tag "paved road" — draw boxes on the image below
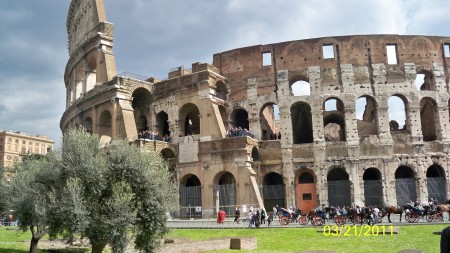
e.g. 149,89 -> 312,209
167,213 -> 450,229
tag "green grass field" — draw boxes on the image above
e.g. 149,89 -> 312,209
0,224 -> 447,252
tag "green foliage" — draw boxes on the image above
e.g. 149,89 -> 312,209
0,166 -> 6,216
48,129 -> 178,253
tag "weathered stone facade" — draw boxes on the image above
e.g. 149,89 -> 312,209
61,0 -> 450,217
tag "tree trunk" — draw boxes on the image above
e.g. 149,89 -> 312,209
29,237 -> 39,253
91,242 -> 107,253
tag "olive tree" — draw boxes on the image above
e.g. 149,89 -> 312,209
6,154 -> 60,253
48,129 -> 178,253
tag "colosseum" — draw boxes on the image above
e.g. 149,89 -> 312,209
61,0 -> 450,217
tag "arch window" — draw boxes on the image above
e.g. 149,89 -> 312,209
260,103 -> 280,140
291,102 -> 313,144
420,97 -> 438,141
426,165 -> 446,203
323,98 -> 346,142
291,80 -> 311,96
394,166 -> 417,206
362,168 -> 383,207
180,103 -> 200,135
262,172 -> 285,210
388,95 -> 408,132
179,174 -> 202,218
230,108 -> 249,130
132,88 -> 152,134
214,172 -> 236,215
327,168 -> 351,207
356,96 -> 378,136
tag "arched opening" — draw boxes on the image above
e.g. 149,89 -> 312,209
214,172 -> 236,215
179,174 -> 202,218
215,81 -> 228,101
75,67 -> 84,101
388,95 -> 407,132
132,88 -> 152,134
262,172 -> 285,210
426,165 -> 446,203
291,80 -> 311,96
420,98 -> 438,141
415,70 -> 435,91
84,117 -> 93,134
291,102 -> 313,144
395,166 -> 417,206
323,98 -> 346,142
251,146 -> 260,161
230,108 -> 249,130
363,168 -> 383,207
260,103 -> 280,140
156,111 -> 170,139
98,110 -> 112,144
86,56 -> 97,92
179,103 -> 200,136
327,168 -> 351,207
295,171 -> 317,213
356,96 -> 378,136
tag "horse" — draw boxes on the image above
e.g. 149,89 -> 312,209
385,206 -> 404,223
437,204 -> 450,221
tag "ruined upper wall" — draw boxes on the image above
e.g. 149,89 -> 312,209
212,35 -> 450,97
67,0 -> 108,54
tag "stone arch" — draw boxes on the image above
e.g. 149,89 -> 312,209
291,102 -> 313,144
388,95 -> 408,132
323,98 -> 346,142
289,75 -> 311,96
362,168 -> 383,207
415,69 -> 435,91
213,172 -> 237,215
260,102 -> 280,140
86,55 -> 97,92
230,108 -> 249,130
327,168 -> 351,207
179,103 -> 200,135
98,110 -> 112,144
83,117 -> 93,134
179,174 -> 202,218
295,170 -> 317,213
420,97 -> 438,141
215,81 -> 228,101
74,66 -> 84,100
156,111 -> 170,138
426,164 -> 446,203
395,166 -> 417,206
356,95 -> 378,136
251,146 -> 260,161
132,88 -> 153,134
262,172 -> 285,210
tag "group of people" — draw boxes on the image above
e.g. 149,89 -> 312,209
137,129 -> 171,143
225,127 -> 255,138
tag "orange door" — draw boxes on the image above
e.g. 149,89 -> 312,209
296,183 -> 317,213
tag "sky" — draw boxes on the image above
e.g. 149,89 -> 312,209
1,0 -> 450,146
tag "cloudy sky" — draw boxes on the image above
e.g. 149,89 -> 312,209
1,0 -> 449,146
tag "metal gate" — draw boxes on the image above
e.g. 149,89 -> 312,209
261,184 -> 285,210
427,177 -> 446,204
328,180 -> 351,207
179,186 -> 202,218
395,178 -> 417,206
213,184 -> 236,215
364,180 -> 383,207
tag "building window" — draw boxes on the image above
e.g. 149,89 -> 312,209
21,147 -> 26,154
8,138 -> 11,143
22,140 -> 26,145
444,44 -> 450,57
386,44 -> 398,65
0,145 -> 2,151
15,139 -> 18,144
36,143 -> 39,147
29,141 -> 32,145
323,44 -> 335,59
262,52 -> 272,66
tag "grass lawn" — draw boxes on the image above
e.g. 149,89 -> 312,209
1,224 -> 447,252
168,224 -> 448,253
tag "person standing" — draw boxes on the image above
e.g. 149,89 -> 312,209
247,210 -> 254,228
217,208 -> 226,224
373,206 -> 380,224
260,208 -> 266,225
234,207 -> 241,223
